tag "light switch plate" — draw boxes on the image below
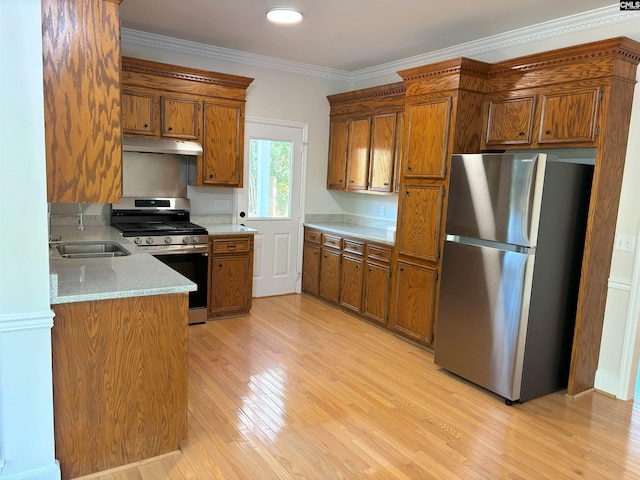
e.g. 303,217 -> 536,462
615,234 -> 635,252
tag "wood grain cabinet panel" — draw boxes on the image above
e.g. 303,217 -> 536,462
483,96 -> 536,145
208,235 -> 254,318
327,117 -> 350,190
390,261 -> 437,346
122,88 -> 156,136
202,101 -> 244,186
161,96 -> 200,139
363,261 -> 391,325
404,97 -> 452,179
52,294 -> 188,480
340,255 -> 364,313
397,184 -> 445,262
319,248 -> 341,303
369,113 -> 399,192
302,243 -> 321,295
42,0 -> 123,203
346,116 -> 372,190
538,88 -> 600,144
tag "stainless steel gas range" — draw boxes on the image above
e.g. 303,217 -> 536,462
111,197 -> 208,325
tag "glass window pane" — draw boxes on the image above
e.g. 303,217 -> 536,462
248,138 -> 292,219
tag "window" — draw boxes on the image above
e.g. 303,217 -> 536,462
248,138 -> 293,219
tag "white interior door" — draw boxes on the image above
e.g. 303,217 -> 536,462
236,119 -> 306,297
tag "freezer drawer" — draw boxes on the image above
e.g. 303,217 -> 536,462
434,239 -> 534,401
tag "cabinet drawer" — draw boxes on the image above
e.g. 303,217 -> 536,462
343,239 -> 364,256
322,234 -> 342,249
211,238 -> 250,253
367,244 -> 392,263
304,229 -> 322,245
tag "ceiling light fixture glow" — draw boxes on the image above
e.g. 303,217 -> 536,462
266,7 -> 303,24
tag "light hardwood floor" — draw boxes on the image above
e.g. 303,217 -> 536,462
89,294 -> 640,479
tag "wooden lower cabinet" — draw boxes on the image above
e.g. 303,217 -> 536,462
363,261 -> 391,325
340,254 -> 364,313
208,235 -> 254,318
302,243 -> 321,295
319,247 -> 341,303
390,260 -> 438,346
303,226 -> 393,327
51,293 -> 189,480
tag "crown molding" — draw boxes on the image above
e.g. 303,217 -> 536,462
121,28 -> 353,83
121,5 -> 637,85
351,5 -> 637,83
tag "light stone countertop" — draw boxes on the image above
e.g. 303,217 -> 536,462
49,226 -> 196,305
200,223 -> 258,235
304,222 -> 395,246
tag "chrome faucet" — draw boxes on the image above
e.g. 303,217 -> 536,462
78,203 -> 85,231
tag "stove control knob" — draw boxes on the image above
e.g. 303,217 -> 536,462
134,237 -> 142,245
193,236 -> 200,244
146,237 -> 154,245
164,236 -> 172,244
182,236 -> 190,244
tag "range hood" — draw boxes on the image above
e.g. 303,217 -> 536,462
122,137 -> 203,156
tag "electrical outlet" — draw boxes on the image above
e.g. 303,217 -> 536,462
213,199 -> 231,211
379,205 -> 385,216
615,234 -> 635,252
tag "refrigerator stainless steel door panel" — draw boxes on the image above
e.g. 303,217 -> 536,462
446,154 -> 546,247
434,238 -> 535,401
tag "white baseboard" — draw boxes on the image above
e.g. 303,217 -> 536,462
0,462 -> 60,480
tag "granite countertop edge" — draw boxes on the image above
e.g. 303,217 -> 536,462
303,222 -> 395,246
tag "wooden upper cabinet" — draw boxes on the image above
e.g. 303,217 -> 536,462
538,87 -> 600,144
369,113 -> 398,193
346,116 -> 372,190
327,117 -> 349,190
160,96 -> 200,139
483,95 -> 536,146
397,184 -> 445,262
122,88 -> 155,136
202,101 -> 243,187
42,0 -> 123,203
404,97 -> 452,179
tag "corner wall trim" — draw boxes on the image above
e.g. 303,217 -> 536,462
0,310 -> 54,333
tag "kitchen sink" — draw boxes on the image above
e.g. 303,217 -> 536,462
55,241 -> 131,259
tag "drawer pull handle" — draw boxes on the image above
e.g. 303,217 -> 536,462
227,245 -> 236,250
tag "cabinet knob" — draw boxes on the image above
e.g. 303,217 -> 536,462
518,131 -> 524,136
545,129 -> 551,135
209,174 -> 214,179
350,180 -> 354,183
383,182 -> 389,186
168,126 -> 173,132
339,179 -> 343,183
143,123 -> 149,129
407,166 -> 412,171
218,264 -> 222,268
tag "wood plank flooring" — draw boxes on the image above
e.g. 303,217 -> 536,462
89,294 -> 640,479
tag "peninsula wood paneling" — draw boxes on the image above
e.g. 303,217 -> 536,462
52,294 -> 188,480
42,0 -> 123,203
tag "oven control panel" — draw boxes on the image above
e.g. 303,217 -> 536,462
133,235 -> 208,247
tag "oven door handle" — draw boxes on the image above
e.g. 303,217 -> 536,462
145,247 -> 208,256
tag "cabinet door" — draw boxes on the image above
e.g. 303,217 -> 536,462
368,113 -> 397,192
327,117 -> 349,190
346,116 -> 371,191
390,261 -> 437,346
404,97 -> 452,179
483,96 -> 535,146
209,256 -> 251,315
538,88 -> 600,144
161,96 -> 200,139
122,89 -> 156,136
363,262 -> 390,325
42,0 -> 122,203
397,185 -> 445,262
202,102 -> 243,186
302,244 -> 321,295
339,255 -> 364,313
319,248 -> 341,303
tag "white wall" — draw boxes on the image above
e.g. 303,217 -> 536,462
0,1 -> 60,479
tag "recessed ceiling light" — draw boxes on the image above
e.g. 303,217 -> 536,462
266,7 -> 303,24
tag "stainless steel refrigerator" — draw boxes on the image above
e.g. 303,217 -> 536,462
434,153 -> 593,404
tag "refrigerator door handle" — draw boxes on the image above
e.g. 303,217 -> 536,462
445,234 -> 535,255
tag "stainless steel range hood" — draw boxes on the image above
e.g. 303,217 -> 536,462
122,137 -> 203,156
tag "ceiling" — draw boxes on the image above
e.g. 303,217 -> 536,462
119,1 -> 617,72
